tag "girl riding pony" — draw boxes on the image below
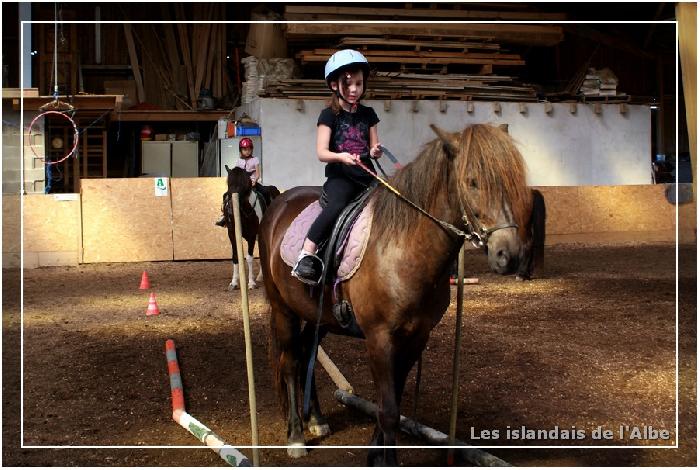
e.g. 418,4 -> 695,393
291,49 -> 383,285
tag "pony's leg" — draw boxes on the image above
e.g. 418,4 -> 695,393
245,254 -> 257,289
368,335 -> 429,465
270,305 -> 307,458
253,235 -> 263,283
365,332 -> 400,467
228,238 -> 239,290
299,323 -> 331,438
229,263 -> 239,290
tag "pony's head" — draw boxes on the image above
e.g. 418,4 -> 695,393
430,124 -> 532,274
225,165 -> 252,197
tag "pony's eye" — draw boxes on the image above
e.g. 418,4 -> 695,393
469,179 -> 478,189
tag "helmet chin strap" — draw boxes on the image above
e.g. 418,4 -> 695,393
336,90 -> 358,112
335,78 -> 363,112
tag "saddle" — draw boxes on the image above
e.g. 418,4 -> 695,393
281,183 -> 376,287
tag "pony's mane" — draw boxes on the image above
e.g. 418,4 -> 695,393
372,124 -> 532,240
227,166 -> 252,197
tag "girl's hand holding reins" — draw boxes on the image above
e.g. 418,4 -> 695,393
338,152 -> 359,166
370,143 -> 383,159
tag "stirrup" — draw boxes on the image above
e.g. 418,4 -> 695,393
291,253 -> 324,286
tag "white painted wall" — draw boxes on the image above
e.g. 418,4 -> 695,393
249,99 -> 651,190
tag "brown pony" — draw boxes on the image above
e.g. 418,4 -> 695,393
258,124 -> 532,465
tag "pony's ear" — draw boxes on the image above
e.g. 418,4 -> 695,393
429,124 -> 459,160
498,123 -> 509,133
225,165 -> 231,173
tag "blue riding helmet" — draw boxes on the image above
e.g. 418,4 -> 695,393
324,49 -> 370,88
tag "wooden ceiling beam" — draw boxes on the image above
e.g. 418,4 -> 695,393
284,5 -> 567,21
285,23 -> 564,47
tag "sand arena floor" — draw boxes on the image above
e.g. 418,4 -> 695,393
2,243 -> 695,466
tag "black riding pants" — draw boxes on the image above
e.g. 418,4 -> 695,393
307,176 -> 365,245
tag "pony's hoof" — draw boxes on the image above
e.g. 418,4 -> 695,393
308,423 -> 331,437
228,283 -> 239,291
248,282 -> 257,290
287,443 -> 307,458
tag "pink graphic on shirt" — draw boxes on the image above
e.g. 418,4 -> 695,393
339,125 -> 367,155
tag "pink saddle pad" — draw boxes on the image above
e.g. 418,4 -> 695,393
280,201 -> 373,282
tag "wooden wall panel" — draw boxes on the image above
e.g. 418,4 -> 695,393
81,178 -> 173,263
24,193 -> 81,253
3,194 -> 81,268
171,177 -> 231,260
537,185 -> 695,244
2,195 -> 21,268
4,181 -> 694,268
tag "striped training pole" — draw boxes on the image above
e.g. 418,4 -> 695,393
165,339 -> 251,467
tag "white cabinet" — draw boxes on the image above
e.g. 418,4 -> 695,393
171,142 -> 199,177
142,141 -> 199,177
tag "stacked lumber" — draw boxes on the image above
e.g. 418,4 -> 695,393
268,5 -> 564,103
296,47 -> 525,68
273,30 -> 538,101
259,72 -> 538,102
579,68 -> 621,97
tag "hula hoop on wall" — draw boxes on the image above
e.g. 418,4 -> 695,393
28,110 -> 79,166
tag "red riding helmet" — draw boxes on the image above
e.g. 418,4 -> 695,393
239,137 -> 253,149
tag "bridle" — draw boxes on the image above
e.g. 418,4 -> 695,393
446,153 -> 518,248
358,140 -> 518,249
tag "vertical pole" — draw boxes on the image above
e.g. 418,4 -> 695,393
231,193 -> 260,466
447,241 -> 466,465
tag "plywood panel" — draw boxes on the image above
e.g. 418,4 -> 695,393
171,177 -> 231,260
2,195 -> 20,254
22,194 -> 81,266
81,178 -> 173,263
536,185 -> 690,235
3,194 -> 80,267
23,194 -> 81,252
10,180 -> 693,268
534,186 -> 582,235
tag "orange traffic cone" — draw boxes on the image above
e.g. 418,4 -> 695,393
146,292 -> 160,316
139,271 -> 151,289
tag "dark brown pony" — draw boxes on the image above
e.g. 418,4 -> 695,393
223,166 -> 280,290
515,188 -> 546,280
258,124 -> 532,465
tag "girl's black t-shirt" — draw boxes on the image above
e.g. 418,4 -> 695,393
317,104 -> 380,184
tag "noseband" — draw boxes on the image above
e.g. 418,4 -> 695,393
451,176 -> 518,248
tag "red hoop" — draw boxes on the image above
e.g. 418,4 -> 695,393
27,110 -> 79,166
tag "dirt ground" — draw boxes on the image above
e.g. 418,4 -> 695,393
2,243 -> 696,467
